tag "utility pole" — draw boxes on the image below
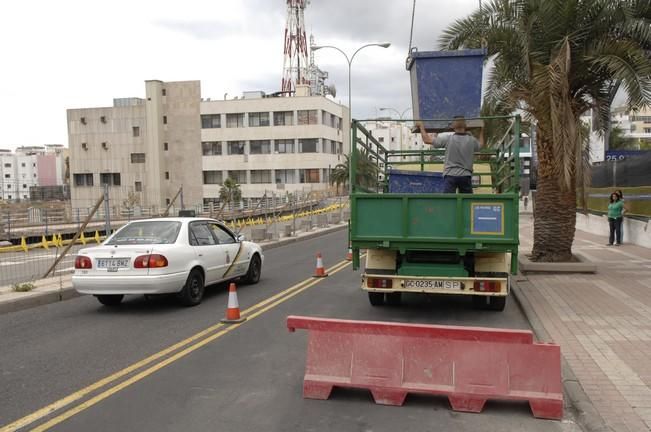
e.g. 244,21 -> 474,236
103,183 -> 111,238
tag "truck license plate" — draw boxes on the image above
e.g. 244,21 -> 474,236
97,258 -> 130,270
404,280 -> 461,290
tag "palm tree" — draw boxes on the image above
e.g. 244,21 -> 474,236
609,126 -> 638,149
440,0 -> 651,262
219,178 -> 242,211
329,148 -> 380,193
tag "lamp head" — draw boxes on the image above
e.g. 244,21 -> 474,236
378,43 -> 391,48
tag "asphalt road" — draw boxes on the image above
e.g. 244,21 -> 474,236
0,229 -> 578,432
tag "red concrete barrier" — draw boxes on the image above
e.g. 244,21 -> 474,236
287,316 -> 562,420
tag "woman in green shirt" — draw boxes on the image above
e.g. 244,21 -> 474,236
607,192 -> 624,246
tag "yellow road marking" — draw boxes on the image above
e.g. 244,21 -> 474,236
1,258 -> 353,432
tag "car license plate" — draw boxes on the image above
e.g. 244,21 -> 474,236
404,279 -> 461,290
97,258 -> 130,270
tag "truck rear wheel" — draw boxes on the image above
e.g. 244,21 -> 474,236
472,295 -> 507,311
368,292 -> 385,306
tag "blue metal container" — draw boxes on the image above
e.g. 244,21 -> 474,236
407,49 -> 486,130
388,170 -> 444,193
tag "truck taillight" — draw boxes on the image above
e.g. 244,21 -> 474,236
368,278 -> 393,289
473,280 -> 500,292
134,254 -> 168,268
74,256 -> 92,269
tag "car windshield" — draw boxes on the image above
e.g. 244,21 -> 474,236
106,221 -> 182,245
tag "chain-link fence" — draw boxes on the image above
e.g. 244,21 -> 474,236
0,191 -> 350,288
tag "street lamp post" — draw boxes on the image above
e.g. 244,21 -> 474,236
379,107 -> 412,152
311,42 -> 391,135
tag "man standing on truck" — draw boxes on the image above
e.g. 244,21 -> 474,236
417,116 -> 484,193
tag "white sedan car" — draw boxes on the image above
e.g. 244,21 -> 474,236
72,217 -> 263,307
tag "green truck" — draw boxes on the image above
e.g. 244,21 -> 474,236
349,115 -> 522,311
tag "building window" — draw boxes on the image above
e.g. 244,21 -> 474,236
80,117 -> 86,125
21,163 -> 26,168
4,174 -> 10,178
249,140 -> 271,154
4,163 -> 11,168
132,126 -> 140,137
100,173 -> 121,186
275,139 -> 295,153
135,181 -> 142,192
274,111 -> 294,126
165,172 -> 170,180
100,116 -> 107,124
298,110 -> 318,125
201,114 -> 221,129
130,153 -> 146,163
203,170 -> 223,185
22,184 -> 27,189
202,141 -> 222,156
299,138 -> 318,153
227,170 -> 247,184
73,173 -> 94,187
164,142 -> 169,151
378,137 -> 385,143
275,169 -> 296,184
166,198 -> 170,205
162,88 -> 166,96
337,142 -> 343,154
250,170 -> 272,184
645,128 -> 651,134
81,142 -> 88,150
322,111 -> 331,126
300,169 -> 320,183
249,112 -> 270,127
163,116 -> 167,124
227,141 -> 246,155
226,113 -> 245,128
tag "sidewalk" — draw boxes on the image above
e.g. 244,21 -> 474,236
517,215 -> 651,432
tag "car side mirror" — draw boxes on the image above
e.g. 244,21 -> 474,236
237,234 -> 245,242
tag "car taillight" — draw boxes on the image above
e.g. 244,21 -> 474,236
75,256 -> 92,269
134,254 -> 168,268
367,278 -> 393,289
473,280 -> 500,292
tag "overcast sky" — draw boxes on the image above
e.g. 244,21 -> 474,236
0,0 -> 480,150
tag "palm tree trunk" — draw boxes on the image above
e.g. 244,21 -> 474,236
530,136 -> 576,262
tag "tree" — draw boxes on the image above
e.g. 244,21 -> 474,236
219,178 -> 242,211
609,126 -> 639,149
441,0 -> 651,261
329,148 -> 380,193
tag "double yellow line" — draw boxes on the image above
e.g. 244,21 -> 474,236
1,258 -> 354,432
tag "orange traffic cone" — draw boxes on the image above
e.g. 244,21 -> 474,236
345,243 -> 353,261
314,252 -> 328,278
221,283 -> 246,323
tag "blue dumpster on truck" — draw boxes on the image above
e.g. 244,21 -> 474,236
407,48 -> 486,130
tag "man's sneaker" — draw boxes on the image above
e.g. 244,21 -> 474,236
607,243 -> 614,246
615,243 -> 622,246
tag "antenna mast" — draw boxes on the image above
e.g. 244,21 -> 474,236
281,0 -> 310,94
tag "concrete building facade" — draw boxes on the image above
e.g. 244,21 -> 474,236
0,145 -> 67,201
68,80 -> 349,211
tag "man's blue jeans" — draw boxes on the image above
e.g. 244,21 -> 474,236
443,176 -> 473,193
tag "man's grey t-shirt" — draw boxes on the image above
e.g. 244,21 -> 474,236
434,133 -> 480,177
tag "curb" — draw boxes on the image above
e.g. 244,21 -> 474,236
0,224 -> 348,316
511,280 -> 612,432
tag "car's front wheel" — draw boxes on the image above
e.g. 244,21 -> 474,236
96,294 -> 124,306
179,269 -> 205,307
242,254 -> 262,285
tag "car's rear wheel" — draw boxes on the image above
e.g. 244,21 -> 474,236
179,269 -> 205,307
242,254 -> 262,285
96,294 -> 124,306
